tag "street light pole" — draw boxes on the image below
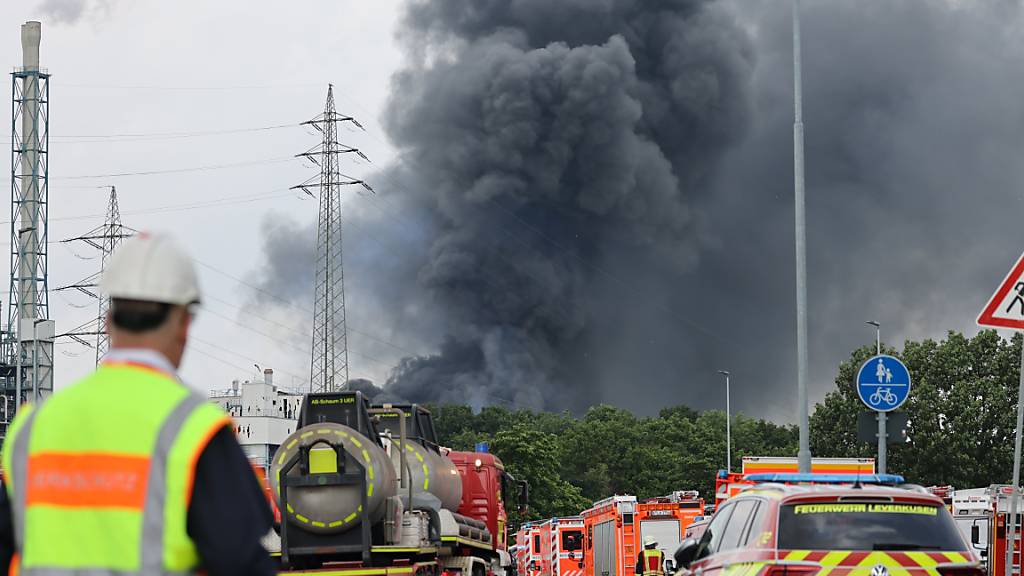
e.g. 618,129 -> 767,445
792,0 -> 812,473
719,370 -> 731,473
867,321 -> 885,474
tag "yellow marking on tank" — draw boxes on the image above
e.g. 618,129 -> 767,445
368,483 -> 375,497
368,465 -> 375,480
329,520 -> 344,528
362,449 -> 371,463
334,430 -> 345,436
312,521 -> 325,528
350,437 -> 363,448
296,514 -> 310,523
422,465 -> 429,490
358,505 -> 363,512
414,452 -> 424,463
301,431 -> 314,439
286,504 -> 294,513
345,512 -> 358,523
287,439 -> 298,449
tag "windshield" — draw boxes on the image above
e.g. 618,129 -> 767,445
778,502 -> 967,551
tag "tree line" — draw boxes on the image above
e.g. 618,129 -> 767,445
428,330 -> 1024,522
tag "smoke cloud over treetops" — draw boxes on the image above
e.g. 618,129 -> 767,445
375,0 -> 753,411
255,0 -> 1024,419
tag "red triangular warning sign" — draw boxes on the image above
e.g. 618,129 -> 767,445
978,251 -> 1024,330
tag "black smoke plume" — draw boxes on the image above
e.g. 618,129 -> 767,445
379,0 -> 755,411
256,0 -> 1024,419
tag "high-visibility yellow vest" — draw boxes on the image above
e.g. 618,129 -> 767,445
641,549 -> 665,576
2,359 -> 231,574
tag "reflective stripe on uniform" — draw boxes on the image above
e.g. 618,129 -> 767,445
11,389 -> 215,573
642,550 -> 665,576
11,407 -> 39,552
140,392 -> 208,573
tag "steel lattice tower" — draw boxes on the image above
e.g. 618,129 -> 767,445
55,187 -> 131,365
55,186 -> 130,360
95,187 -> 126,362
7,21 -> 53,411
292,84 -> 372,393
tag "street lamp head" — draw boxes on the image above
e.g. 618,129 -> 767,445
866,320 -> 880,327
718,370 -> 730,377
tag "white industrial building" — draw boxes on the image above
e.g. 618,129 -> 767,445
209,368 -> 303,468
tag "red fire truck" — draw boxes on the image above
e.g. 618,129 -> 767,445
953,485 -> 1022,576
581,492 -> 705,576
538,517 -> 584,576
516,522 -> 543,576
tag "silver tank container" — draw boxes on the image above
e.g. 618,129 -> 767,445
389,441 -> 463,511
271,422 -> 397,534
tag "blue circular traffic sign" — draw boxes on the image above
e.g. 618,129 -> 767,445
856,355 -> 911,412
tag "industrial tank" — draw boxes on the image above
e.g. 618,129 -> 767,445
390,440 -> 463,511
271,422 -> 396,534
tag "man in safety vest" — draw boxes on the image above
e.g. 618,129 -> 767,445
636,536 -> 665,576
0,233 -> 275,575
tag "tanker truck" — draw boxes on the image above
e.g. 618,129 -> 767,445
270,391 -> 528,576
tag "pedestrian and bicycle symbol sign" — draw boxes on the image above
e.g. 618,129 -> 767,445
978,250 -> 1024,331
857,355 -> 911,412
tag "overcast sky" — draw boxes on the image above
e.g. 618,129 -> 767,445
3,0 -> 1024,424
0,0 -> 409,396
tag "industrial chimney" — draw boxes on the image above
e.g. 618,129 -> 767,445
264,368 -> 274,388
11,20 -> 54,409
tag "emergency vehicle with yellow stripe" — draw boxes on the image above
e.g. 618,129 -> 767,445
716,458 -> 877,507
675,475 -> 981,576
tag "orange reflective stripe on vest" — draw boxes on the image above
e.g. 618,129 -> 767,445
26,453 -> 150,509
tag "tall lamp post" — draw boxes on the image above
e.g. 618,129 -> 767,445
866,320 -> 885,474
718,370 -> 731,474
792,0 -> 812,474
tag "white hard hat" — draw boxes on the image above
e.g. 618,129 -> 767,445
644,536 -> 657,547
101,232 -> 200,306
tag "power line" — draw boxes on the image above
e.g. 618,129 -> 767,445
0,189 -> 299,238
52,156 -> 295,180
5,122 -> 299,144
62,82 -> 324,91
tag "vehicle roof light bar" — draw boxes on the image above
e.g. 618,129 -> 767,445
743,473 -> 906,485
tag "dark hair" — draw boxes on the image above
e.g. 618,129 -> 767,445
110,299 -> 173,333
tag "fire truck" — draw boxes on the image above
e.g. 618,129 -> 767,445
927,485 -> 955,511
715,457 -> 876,505
515,522 -> 542,576
581,492 -> 705,576
538,518 -> 585,576
952,485 -> 1022,576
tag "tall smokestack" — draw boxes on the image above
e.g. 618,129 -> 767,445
19,21 -> 41,321
11,20 -> 53,408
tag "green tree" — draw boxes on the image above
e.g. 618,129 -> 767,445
810,330 -> 1021,488
490,424 -> 590,523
